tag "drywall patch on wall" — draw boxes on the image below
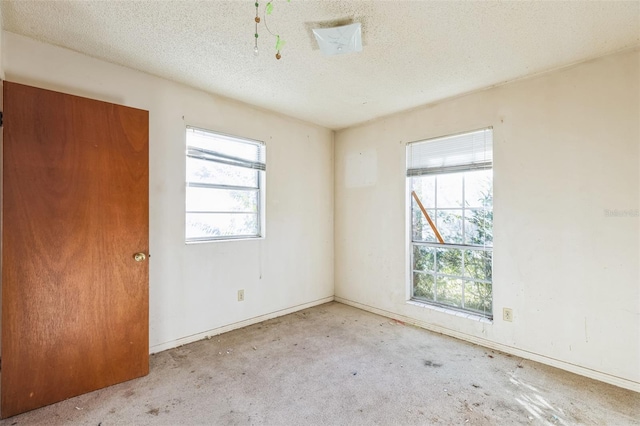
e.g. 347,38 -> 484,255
345,149 -> 377,188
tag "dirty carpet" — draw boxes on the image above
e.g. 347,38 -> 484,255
1,302 -> 638,425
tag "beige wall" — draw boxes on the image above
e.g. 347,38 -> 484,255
2,32 -> 335,352
335,48 -> 640,391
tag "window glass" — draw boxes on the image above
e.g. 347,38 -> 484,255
408,128 -> 493,318
186,127 -> 265,242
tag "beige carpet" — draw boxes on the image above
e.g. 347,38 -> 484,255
1,302 -> 638,425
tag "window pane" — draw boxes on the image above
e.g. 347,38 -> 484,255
412,207 -> 437,242
186,213 -> 258,239
464,281 -> 492,315
413,272 -> 434,299
464,209 -> 493,247
436,173 -> 463,208
187,157 -> 258,187
435,276 -> 463,307
464,250 -> 492,281
407,132 -> 492,318
436,248 -> 462,276
413,245 -> 435,272
464,170 -> 492,208
436,209 -> 463,244
411,176 -> 435,208
186,187 -> 257,213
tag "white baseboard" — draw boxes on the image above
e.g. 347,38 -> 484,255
150,296 -> 334,354
334,297 -> 640,393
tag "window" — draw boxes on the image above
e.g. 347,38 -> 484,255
185,127 -> 265,242
407,128 -> 493,318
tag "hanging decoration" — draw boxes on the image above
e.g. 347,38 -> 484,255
253,0 -> 290,60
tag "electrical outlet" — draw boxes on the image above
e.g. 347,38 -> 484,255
503,308 -> 513,322
237,289 -> 244,302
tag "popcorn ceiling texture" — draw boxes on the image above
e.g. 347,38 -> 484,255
1,0 -> 638,129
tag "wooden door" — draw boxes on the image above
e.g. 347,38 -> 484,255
1,82 -> 149,418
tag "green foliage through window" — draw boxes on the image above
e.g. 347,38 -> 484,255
411,169 -> 493,317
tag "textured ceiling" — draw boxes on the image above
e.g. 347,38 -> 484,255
2,1 -> 639,130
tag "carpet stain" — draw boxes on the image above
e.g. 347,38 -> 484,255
424,360 -> 442,367
147,408 -> 160,416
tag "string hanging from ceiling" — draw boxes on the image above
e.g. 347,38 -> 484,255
254,0 -> 289,60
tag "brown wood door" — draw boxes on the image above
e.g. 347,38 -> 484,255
1,82 -> 149,418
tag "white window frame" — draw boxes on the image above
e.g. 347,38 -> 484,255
406,128 -> 493,319
185,126 -> 266,243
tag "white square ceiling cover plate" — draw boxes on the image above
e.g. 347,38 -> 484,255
312,23 -> 363,56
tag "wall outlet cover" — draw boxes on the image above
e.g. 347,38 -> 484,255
503,308 -> 513,322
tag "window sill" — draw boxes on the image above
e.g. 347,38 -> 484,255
185,235 -> 264,244
407,299 -> 493,324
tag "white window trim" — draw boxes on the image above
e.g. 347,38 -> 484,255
185,126 -> 266,243
405,127 -> 494,319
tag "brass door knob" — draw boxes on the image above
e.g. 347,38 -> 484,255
133,252 -> 146,262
